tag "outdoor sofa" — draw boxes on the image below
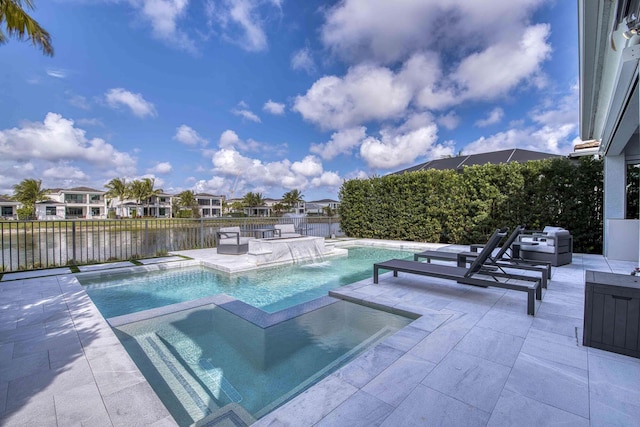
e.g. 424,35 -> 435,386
517,226 -> 573,266
274,223 -> 302,238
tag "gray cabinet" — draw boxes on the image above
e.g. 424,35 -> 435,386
583,270 -> 640,358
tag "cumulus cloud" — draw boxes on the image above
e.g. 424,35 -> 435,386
311,171 -> 342,188
68,94 -> 90,110
0,113 -> 137,183
293,64 -> 412,130
321,0 -> 546,65
133,0 -> 196,53
437,111 -> 460,130
42,164 -> 89,181
359,113 -> 453,169
291,155 -> 323,177
174,125 -> 208,146
291,47 -> 316,74
105,88 -> 157,118
295,22 -> 551,130
310,126 -> 367,160
148,162 -> 173,174
207,0 -> 280,52
263,100 -> 285,115
475,107 -> 504,127
218,129 -> 265,152
452,24 -> 551,101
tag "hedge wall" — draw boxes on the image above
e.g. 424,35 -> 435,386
338,157 -> 603,254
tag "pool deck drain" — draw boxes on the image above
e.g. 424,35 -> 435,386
1,240 -> 640,426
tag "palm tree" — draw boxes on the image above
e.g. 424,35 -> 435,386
104,177 -> 129,218
242,192 -> 265,216
127,180 -> 147,217
1,1 -> 54,56
177,190 -> 199,218
282,189 -> 304,213
12,178 -> 47,218
272,202 -> 285,216
141,177 -> 161,217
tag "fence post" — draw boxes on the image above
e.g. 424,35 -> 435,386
328,216 -> 332,238
200,217 -> 204,248
145,220 -> 149,256
72,221 -> 77,265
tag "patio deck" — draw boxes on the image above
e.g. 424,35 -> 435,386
1,244 -> 639,426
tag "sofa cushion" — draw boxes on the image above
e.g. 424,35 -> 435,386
519,243 -> 556,254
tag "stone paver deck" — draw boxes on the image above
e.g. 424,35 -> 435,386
1,242 -> 639,426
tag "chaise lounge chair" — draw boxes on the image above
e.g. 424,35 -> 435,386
374,228 -> 543,315
413,225 -> 551,284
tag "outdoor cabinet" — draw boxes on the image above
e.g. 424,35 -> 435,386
583,270 -> 640,358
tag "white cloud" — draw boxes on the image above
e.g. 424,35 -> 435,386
148,162 -> 173,174
68,94 -> 90,110
263,100 -> 285,115
291,155 -> 323,177
437,111 -> 460,130
464,89 -> 578,155
232,104 -> 261,123
42,164 -> 89,181
452,24 -> 551,101
194,176 -> 226,194
134,0 -> 196,53
475,107 -> 504,127
219,129 -> 241,148
291,47 -> 316,74
296,21 -> 551,130
0,113 -> 137,179
359,113 -> 453,169
311,171 -> 342,188
310,126 -> 366,160
105,88 -> 157,118
218,129 -> 264,152
293,64 -> 412,130
209,0 -> 280,52
46,69 -> 67,78
174,125 -> 208,146
321,0 -> 546,65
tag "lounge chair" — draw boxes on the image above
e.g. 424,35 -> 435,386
216,226 -> 251,254
413,226 -> 551,285
374,228 -> 543,315
274,223 -> 302,238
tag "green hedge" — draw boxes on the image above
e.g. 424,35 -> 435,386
338,157 -> 603,253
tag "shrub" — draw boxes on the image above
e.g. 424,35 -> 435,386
338,157 -> 603,253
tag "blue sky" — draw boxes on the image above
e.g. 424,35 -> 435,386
0,0 -> 579,201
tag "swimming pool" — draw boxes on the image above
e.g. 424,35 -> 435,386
114,298 -> 412,426
81,246 -> 414,318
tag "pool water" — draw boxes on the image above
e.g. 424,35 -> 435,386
114,300 -> 412,426
81,246 -> 414,318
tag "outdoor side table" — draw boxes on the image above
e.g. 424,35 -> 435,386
252,228 -> 278,238
583,270 -> 640,358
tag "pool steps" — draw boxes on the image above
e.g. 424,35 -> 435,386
138,333 -> 218,422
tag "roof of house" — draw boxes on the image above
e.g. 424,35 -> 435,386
195,193 -> 223,198
308,199 -> 339,203
391,148 -> 562,175
47,187 -> 103,194
0,197 -> 19,204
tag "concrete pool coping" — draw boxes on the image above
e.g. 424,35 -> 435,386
2,239 -> 640,425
